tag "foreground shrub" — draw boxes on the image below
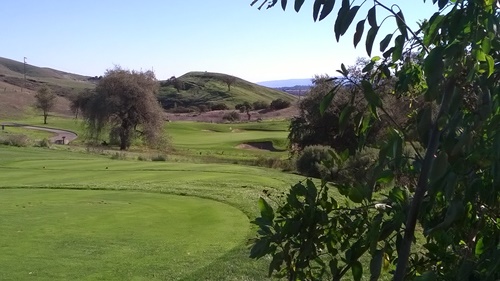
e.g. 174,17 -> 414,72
110,152 -> 127,160
151,154 -> 167,161
137,155 -> 148,161
0,134 -> 31,147
253,156 -> 295,171
222,111 -> 240,122
37,138 -> 51,148
295,145 -> 333,179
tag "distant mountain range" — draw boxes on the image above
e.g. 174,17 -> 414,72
257,78 -> 312,88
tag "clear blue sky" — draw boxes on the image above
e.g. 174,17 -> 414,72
1,1 -> 438,82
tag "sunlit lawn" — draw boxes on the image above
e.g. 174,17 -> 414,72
0,146 -> 305,280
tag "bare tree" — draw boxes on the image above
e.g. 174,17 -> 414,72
221,75 -> 237,91
34,86 -> 57,124
73,67 -> 165,150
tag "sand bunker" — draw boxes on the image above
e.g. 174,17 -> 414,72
236,141 -> 284,152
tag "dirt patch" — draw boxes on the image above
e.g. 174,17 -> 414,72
236,141 -> 284,152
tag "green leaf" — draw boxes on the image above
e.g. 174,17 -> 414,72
415,271 -> 437,280
426,199 -> 464,235
361,80 -> 382,107
313,0 -> 322,21
341,6 -> 361,36
319,0 -> 336,21
429,151 -> 449,184
320,85 -> 338,115
366,26 -> 379,57
392,35 -> 404,62
367,6 -> 377,27
353,20 -> 365,48
381,64 -> 391,78
339,106 -> 354,132
334,0 -> 349,41
424,13 -> 444,46
475,237 -> 484,256
352,260 -> 363,281
340,63 -> 348,76
438,0 -> 448,9
383,47 -> 394,59
417,106 -> 432,146
281,0 -> 287,10
348,185 -> 364,203
485,54 -> 494,77
370,250 -> 383,280
376,170 -> 394,184
249,238 -> 270,258
424,46 -> 444,97
395,11 -> 407,39
258,197 -> 274,221
294,0 -> 305,12
481,37 -> 491,53
379,33 -> 393,52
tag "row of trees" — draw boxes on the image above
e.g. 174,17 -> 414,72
250,0 -> 499,280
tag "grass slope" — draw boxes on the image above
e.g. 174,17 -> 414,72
0,146 -> 306,280
0,56 -> 94,94
0,189 -> 248,281
159,71 -> 297,109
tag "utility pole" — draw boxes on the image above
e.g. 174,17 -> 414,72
23,57 -> 27,92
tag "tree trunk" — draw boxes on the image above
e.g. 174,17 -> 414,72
119,121 -> 131,150
43,113 -> 48,124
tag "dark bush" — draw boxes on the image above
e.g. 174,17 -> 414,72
37,138 -> 51,148
169,106 -> 196,113
296,145 -> 334,179
270,98 -> 291,110
235,101 -> 252,113
151,154 -> 167,161
222,111 -> 241,122
197,104 -> 210,113
0,134 -> 31,147
210,103 -> 229,111
253,100 -> 269,110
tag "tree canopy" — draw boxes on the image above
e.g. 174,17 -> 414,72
72,67 -> 165,150
250,1 -> 500,280
34,86 -> 57,124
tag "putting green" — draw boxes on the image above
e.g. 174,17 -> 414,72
0,189 -> 249,280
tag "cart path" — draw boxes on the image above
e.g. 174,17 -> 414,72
1,123 -> 78,144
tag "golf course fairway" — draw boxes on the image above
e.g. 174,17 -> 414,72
0,189 -> 249,280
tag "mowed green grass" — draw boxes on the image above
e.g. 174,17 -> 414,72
1,125 -> 55,140
166,121 -> 290,159
0,146 -> 305,280
0,189 -> 248,280
6,115 -> 291,160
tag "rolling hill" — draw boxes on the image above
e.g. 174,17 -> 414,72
158,71 -> 297,110
0,57 -> 297,119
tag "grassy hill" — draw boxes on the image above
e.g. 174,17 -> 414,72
0,57 -> 297,120
158,71 -> 297,110
0,56 -> 95,97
